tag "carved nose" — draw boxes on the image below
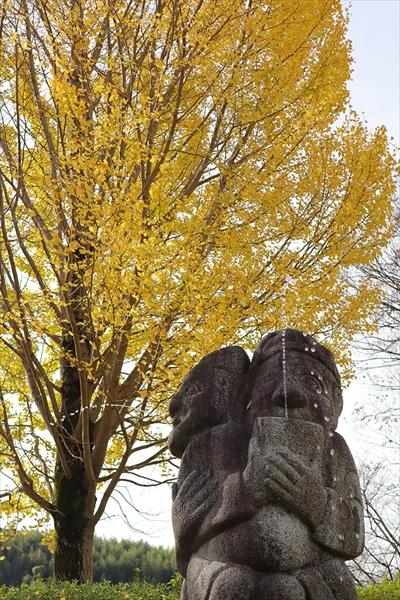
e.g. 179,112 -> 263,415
272,385 -> 306,409
169,394 -> 181,418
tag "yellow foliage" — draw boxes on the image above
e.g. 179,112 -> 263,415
0,0 -> 397,530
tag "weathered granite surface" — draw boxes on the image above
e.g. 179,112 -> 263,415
168,329 -> 364,600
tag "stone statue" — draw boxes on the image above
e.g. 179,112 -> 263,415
168,329 -> 364,600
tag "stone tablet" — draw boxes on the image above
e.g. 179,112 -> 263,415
168,329 -> 364,600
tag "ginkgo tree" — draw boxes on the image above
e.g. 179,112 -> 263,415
0,0 -> 397,583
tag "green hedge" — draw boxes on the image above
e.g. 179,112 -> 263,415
0,578 -> 181,600
0,575 -> 399,599
357,576 -> 400,600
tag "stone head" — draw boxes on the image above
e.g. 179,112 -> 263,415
247,329 -> 343,431
168,346 -> 250,457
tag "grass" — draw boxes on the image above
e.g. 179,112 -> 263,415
0,574 -> 399,599
0,578 -> 181,600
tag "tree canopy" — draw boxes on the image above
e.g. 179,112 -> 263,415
0,0 -> 397,581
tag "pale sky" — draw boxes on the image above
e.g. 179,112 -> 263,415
345,0 -> 399,146
97,1 -> 400,548
338,0 -> 399,461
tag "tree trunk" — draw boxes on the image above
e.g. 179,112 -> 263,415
53,463 -> 95,583
53,310 -> 96,583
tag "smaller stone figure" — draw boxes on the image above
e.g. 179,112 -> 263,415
169,329 -> 364,600
168,346 -> 251,579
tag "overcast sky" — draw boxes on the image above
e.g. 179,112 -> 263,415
337,0 -> 399,460
345,0 -> 399,145
97,0 -> 400,548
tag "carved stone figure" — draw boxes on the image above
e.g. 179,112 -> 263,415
168,329 -> 364,600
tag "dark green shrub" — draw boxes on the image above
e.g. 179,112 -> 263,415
0,534 -> 176,586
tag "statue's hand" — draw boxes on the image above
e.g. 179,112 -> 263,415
243,453 -> 271,508
264,448 -> 327,529
174,469 -> 216,529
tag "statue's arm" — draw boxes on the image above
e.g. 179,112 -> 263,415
311,435 -> 364,559
311,480 -> 364,558
200,424 -> 254,534
172,469 -> 217,574
172,467 -> 253,574
210,469 -> 254,531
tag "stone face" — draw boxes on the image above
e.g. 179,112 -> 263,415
169,329 -> 364,600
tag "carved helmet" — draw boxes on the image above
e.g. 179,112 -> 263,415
250,328 -> 343,421
251,328 -> 341,384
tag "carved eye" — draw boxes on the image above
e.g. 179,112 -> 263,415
184,381 -> 202,395
304,375 -> 323,393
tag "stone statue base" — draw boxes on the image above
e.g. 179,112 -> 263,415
182,556 -> 356,600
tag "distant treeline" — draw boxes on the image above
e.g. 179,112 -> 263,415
0,533 -> 176,586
